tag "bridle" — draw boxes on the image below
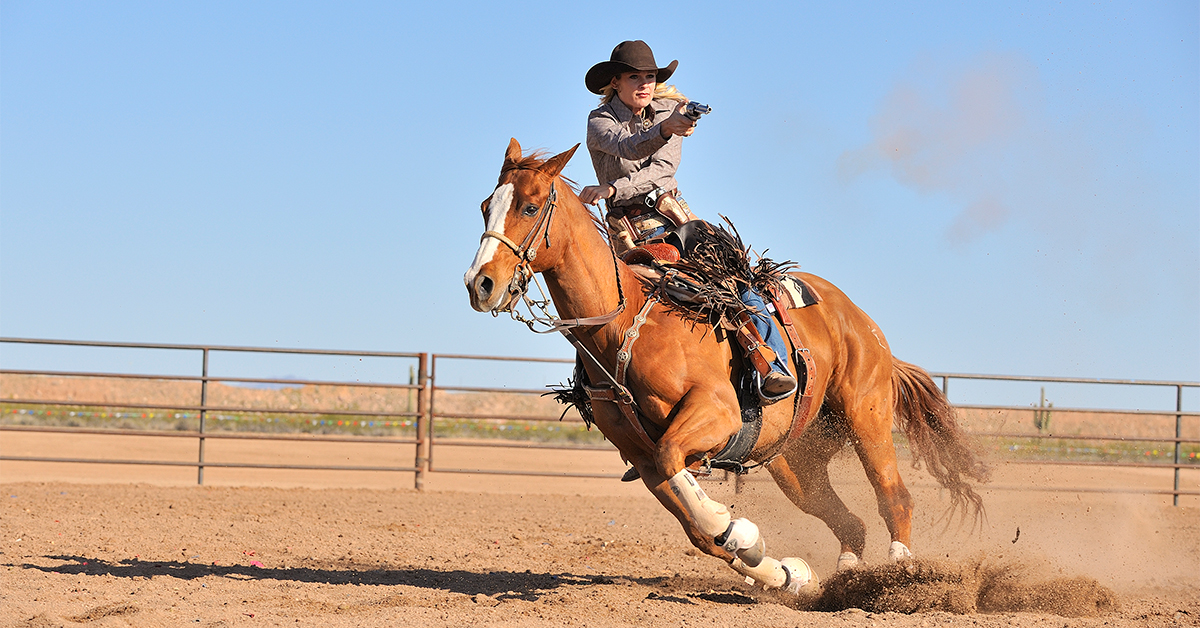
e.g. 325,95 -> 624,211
480,166 -> 627,333
479,172 -> 556,309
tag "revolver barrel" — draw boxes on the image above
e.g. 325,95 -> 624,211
683,101 -> 711,120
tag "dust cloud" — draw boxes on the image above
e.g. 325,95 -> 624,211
834,49 -> 1174,289
811,557 -> 1119,617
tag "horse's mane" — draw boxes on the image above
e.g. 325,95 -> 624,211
503,150 -> 607,237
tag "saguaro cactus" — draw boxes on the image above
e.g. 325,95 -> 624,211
1033,386 -> 1053,434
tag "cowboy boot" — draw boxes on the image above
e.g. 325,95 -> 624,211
762,371 -> 798,398
733,312 -> 797,402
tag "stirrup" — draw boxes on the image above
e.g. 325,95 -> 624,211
732,312 -> 792,404
753,370 -> 796,405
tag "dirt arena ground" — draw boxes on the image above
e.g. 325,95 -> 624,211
1,433 -> 1197,627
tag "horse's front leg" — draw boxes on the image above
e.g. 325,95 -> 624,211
633,461 -> 731,559
646,389 -> 819,594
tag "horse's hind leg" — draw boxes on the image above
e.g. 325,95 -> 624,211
768,412 -> 868,568
845,386 -> 915,561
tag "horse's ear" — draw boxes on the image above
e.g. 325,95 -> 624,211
538,143 -> 580,179
504,138 -> 522,167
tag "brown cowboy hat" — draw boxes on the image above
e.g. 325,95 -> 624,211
585,40 -> 678,95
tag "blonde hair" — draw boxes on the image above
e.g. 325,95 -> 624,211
599,82 -> 688,105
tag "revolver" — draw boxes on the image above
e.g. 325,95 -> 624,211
683,101 -> 712,121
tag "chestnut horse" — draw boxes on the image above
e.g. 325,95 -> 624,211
464,139 -> 988,593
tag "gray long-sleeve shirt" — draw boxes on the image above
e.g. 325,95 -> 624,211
586,97 -> 683,208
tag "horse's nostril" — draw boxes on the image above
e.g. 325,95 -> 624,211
477,275 -> 494,299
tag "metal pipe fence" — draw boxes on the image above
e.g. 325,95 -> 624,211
426,353 -> 622,480
1,338 -> 427,486
1,338 -> 1196,502
934,372 -> 1199,505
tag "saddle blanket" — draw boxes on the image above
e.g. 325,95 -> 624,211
774,275 -> 821,310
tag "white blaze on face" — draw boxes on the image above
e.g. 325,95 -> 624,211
464,183 -> 515,287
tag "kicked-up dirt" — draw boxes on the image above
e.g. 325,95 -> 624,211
1,433 -> 1197,627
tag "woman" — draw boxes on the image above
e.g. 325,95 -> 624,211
580,40 -> 797,401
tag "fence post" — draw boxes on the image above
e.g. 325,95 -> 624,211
197,348 -> 209,486
427,355 -> 438,476
1174,385 -> 1183,506
414,353 -> 429,491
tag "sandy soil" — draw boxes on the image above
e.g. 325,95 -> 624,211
1,434 -> 1198,627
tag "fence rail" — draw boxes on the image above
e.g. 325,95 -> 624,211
1,338 -> 1196,502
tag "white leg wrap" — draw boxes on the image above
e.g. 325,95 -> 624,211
719,518 -> 766,567
732,556 -> 819,595
888,541 -> 913,561
667,469 -> 731,538
668,471 -> 819,596
731,556 -> 789,589
779,557 -> 819,594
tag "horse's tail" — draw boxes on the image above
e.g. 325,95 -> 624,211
892,359 -> 991,524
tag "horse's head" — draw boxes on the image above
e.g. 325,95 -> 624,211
464,138 -> 579,313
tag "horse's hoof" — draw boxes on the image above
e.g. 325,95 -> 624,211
780,557 -> 819,595
620,467 -> 641,482
888,541 -> 913,562
836,551 -> 860,571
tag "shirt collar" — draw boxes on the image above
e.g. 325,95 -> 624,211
607,97 -> 637,122
607,97 -> 670,122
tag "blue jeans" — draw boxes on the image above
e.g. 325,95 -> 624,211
740,288 -> 789,376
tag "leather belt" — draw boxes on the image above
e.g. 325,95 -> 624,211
613,202 -> 654,219
612,187 -> 673,218
628,213 -> 669,237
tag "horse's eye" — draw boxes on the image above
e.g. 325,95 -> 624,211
522,204 -> 539,217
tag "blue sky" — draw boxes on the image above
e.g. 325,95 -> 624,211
1,1 -> 1197,399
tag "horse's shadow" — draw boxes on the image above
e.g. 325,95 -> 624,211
12,555 -> 669,602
